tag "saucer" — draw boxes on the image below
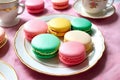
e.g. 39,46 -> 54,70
0,18 -> 20,27
0,60 -> 18,80
0,72 -> 6,80
73,0 -> 115,19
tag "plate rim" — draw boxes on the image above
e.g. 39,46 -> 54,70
0,60 -> 18,80
73,0 -> 116,19
14,14 -> 105,76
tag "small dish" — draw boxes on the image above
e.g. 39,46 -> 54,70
14,14 -> 105,76
73,0 -> 115,19
0,60 -> 18,80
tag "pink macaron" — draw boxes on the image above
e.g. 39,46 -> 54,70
51,0 -> 69,10
23,19 -> 48,41
59,41 -> 86,66
25,0 -> 44,13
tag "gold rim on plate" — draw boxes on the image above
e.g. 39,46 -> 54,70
0,60 -> 18,80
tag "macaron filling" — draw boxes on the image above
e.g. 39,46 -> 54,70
32,49 -> 58,59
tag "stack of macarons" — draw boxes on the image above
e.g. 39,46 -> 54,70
23,19 -> 48,41
51,0 -> 69,10
25,0 -> 44,14
0,27 -> 7,48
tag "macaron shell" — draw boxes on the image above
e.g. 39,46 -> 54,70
64,30 -> 92,52
27,8 -> 44,14
48,18 -> 71,32
26,3 -> 44,10
24,19 -> 48,33
71,18 -> 92,33
51,0 -> 68,4
25,0 -> 44,7
59,42 -> 85,57
25,0 -> 44,13
23,19 -> 48,41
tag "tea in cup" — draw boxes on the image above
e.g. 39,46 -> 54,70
82,0 -> 114,14
0,0 -> 24,27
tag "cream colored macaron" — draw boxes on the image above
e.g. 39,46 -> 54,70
64,30 -> 93,53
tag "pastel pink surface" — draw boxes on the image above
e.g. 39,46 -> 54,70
0,27 -> 5,43
1,0 -> 120,80
23,19 -> 48,41
59,41 -> 86,66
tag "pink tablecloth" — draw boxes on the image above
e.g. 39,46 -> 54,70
1,0 -> 120,80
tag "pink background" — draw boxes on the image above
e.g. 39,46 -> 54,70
0,0 -> 120,80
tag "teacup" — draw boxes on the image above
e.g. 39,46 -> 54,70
0,0 -> 24,27
82,0 -> 114,14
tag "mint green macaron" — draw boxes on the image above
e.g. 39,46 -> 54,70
31,34 -> 60,59
71,18 -> 92,34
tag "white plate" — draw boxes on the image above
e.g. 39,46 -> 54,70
14,14 -> 105,76
0,60 -> 18,80
73,0 -> 115,19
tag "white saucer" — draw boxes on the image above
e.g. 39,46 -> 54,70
73,0 -> 115,19
0,72 -> 6,80
0,18 -> 20,27
0,60 -> 18,80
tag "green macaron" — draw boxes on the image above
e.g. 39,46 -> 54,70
71,18 -> 92,34
31,34 -> 60,59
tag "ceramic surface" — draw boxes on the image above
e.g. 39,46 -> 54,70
0,60 -> 18,80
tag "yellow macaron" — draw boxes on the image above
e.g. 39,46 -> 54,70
48,17 -> 71,36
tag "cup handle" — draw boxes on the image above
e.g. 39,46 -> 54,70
17,3 -> 25,15
106,0 -> 114,9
